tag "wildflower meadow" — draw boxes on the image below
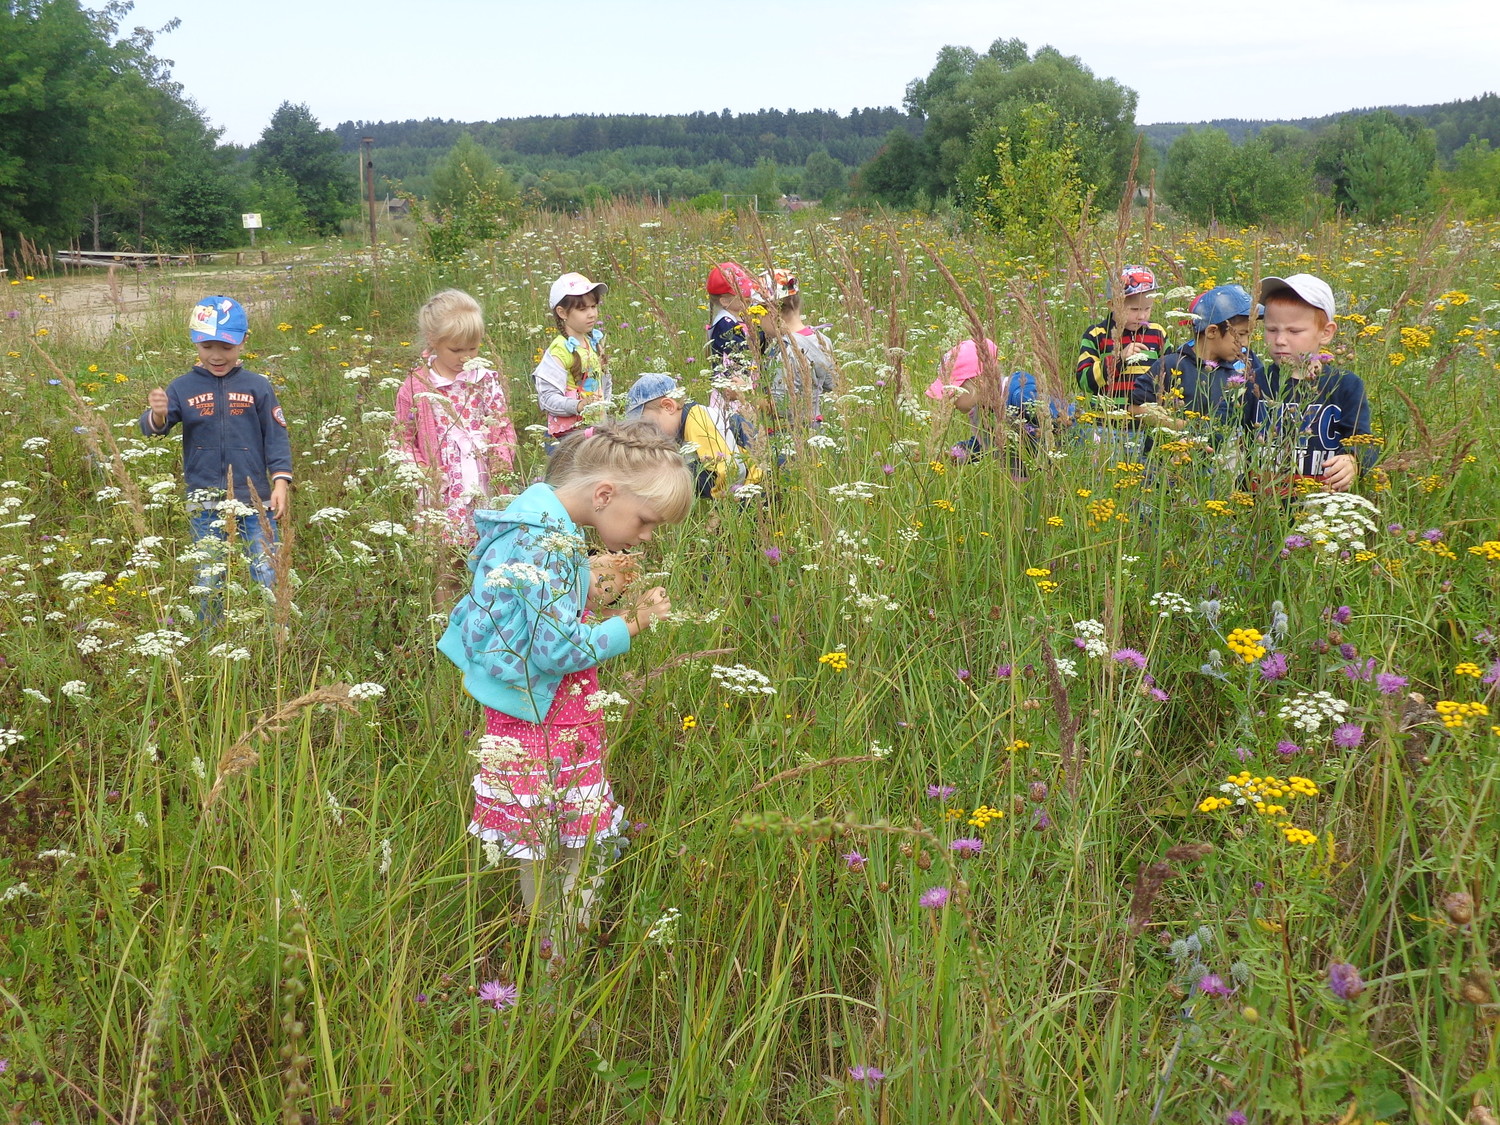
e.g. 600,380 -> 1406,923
1,202 -> 1498,1124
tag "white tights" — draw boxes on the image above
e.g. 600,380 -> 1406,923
514,846 -> 602,946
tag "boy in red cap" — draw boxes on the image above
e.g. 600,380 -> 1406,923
705,261 -> 762,448
1077,266 -> 1168,404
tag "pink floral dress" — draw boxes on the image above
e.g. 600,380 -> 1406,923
393,361 -> 519,548
469,663 -> 624,860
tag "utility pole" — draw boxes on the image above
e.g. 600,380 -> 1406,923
362,136 -> 377,259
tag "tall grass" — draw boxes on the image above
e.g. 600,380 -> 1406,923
0,202 -> 1497,1123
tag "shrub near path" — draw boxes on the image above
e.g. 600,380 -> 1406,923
0,205 -> 1497,1123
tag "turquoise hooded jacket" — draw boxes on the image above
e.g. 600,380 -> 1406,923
437,483 -> 632,723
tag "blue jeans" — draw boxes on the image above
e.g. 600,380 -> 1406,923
188,505 -> 280,621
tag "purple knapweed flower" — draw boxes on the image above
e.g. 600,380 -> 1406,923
994,664 -> 1013,679
882,463 -> 895,475
950,838 -> 983,856
1112,648 -> 1148,670
1386,522 -> 1404,534
955,668 -> 971,681
1422,528 -> 1443,542
1337,642 -> 1358,660
1284,534 -> 1311,549
1226,1112 -> 1248,1125
927,784 -> 956,800
843,850 -> 867,871
1259,653 -> 1289,681
1331,605 -> 1354,625
848,1065 -> 885,1084
1342,659 -> 1376,682
763,546 -> 781,563
918,886 -> 950,909
1275,740 -> 1301,757
950,444 -> 971,462
477,980 -> 518,1011
1375,672 -> 1408,695
1196,973 -> 1232,996
1482,660 -> 1500,686
1331,723 -> 1364,749
1032,807 -> 1053,830
1234,746 -> 1254,762
1327,960 -> 1365,1000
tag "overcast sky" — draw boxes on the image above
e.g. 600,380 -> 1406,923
122,0 -> 1498,145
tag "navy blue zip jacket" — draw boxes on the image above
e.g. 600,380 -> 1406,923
1242,361 -> 1375,479
139,365 -> 293,501
1132,340 -> 1264,425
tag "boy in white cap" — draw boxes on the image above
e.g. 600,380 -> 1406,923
534,272 -> 610,441
1243,273 -> 1373,494
141,295 -> 293,615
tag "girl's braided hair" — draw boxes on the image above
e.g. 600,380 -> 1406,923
546,420 -> 694,524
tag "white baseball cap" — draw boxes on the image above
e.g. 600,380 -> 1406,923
549,272 -> 607,309
1258,274 -> 1336,320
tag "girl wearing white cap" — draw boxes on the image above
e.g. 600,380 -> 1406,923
534,272 -> 611,441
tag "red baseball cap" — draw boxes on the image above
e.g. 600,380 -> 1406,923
707,262 -> 756,298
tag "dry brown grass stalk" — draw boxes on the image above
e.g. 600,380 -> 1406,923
747,753 -> 889,795
203,684 -> 362,809
1382,384 -> 1479,475
813,220 -> 876,349
1127,842 -> 1214,935
1006,279 -> 1067,402
881,218 -> 911,394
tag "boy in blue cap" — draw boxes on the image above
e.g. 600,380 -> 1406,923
141,296 -> 293,607
1130,284 -> 1264,440
625,372 -> 762,500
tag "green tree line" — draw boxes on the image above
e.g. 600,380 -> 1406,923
853,39 -> 1500,240
6,5 -> 1497,262
0,0 -> 356,262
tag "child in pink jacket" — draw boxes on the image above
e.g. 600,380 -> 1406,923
393,289 -> 519,566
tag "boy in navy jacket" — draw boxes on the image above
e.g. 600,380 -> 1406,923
1131,284 -> 1265,459
1242,274 -> 1373,495
141,296 -> 293,601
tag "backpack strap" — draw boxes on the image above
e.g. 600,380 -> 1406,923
677,401 -> 699,444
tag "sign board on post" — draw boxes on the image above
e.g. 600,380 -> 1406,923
242,212 -> 262,247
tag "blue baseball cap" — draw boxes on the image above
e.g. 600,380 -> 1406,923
189,296 -> 248,344
1190,285 -> 1261,332
625,372 -> 680,418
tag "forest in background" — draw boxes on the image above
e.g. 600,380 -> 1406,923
4,2 -> 1500,261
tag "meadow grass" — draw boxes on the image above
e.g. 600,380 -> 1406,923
0,202 -> 1498,1123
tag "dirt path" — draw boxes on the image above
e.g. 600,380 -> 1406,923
4,252 -> 322,340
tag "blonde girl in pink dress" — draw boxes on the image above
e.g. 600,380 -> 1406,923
394,290 -> 519,593
439,422 -> 694,955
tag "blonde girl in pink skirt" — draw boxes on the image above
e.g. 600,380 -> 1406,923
438,422 -> 692,951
